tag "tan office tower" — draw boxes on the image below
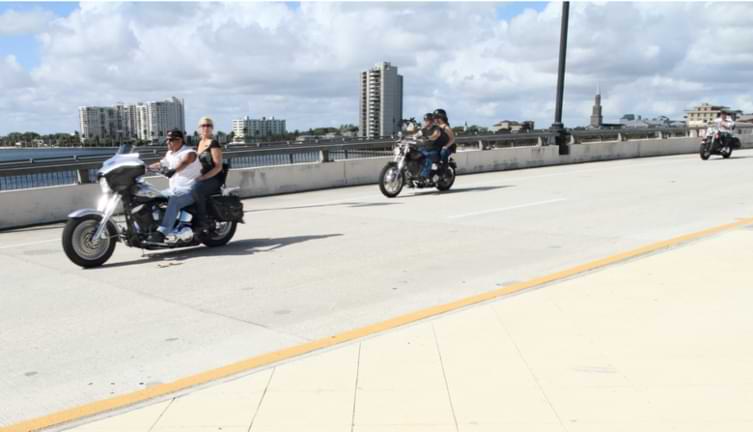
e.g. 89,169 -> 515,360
359,62 -> 403,138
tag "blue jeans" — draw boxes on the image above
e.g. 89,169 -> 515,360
420,149 -> 439,177
440,147 -> 451,164
158,190 -> 194,234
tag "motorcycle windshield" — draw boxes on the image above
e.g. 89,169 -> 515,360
98,144 -> 144,177
116,143 -> 134,155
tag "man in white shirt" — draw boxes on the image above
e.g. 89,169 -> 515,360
713,111 -> 736,148
147,129 -> 202,243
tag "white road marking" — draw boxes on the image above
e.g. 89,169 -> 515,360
247,194 -> 378,214
0,238 -> 58,250
448,198 -> 568,219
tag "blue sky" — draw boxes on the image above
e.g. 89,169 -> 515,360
0,2 -> 78,69
0,1 -> 546,70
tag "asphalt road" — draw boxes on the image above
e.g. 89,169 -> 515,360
2,149 -> 753,426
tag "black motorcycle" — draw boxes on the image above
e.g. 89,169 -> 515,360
62,144 -> 244,268
379,120 -> 457,198
700,127 -> 740,160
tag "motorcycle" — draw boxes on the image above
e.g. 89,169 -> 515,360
62,144 -> 244,268
700,126 -> 740,160
379,119 -> 457,198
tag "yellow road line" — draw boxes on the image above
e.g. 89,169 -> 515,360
5,216 -> 753,432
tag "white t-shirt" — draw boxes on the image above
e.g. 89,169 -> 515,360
714,116 -> 735,133
163,146 -> 201,194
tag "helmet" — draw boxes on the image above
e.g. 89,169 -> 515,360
433,109 -> 449,125
423,112 -> 434,122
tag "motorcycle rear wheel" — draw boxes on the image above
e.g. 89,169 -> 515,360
201,221 -> 238,247
435,165 -> 456,191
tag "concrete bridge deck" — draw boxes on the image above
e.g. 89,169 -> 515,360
2,149 -> 753,429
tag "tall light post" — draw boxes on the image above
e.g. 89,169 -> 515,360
551,1 -> 570,154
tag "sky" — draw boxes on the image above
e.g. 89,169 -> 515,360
1,1 -> 753,135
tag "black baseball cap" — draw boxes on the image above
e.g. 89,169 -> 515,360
167,129 -> 184,140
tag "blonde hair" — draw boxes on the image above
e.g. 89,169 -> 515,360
198,116 -> 214,128
198,116 -> 214,139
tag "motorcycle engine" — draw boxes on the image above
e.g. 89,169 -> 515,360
132,203 -> 161,234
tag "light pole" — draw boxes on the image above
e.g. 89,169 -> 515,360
551,1 -> 570,155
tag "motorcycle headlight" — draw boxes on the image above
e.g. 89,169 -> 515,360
98,177 -> 112,194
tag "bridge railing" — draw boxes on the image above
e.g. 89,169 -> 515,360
2,125 -> 750,192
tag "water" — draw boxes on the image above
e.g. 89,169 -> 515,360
0,147 -> 117,163
0,147 -> 392,192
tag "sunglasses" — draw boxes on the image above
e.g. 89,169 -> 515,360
167,137 -> 181,142
200,124 -> 213,128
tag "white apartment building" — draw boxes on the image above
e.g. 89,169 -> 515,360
232,116 -> 287,141
359,62 -> 403,138
685,103 -> 739,127
79,97 -> 185,143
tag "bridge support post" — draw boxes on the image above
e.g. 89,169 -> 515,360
319,149 -> 331,162
537,136 -> 544,146
617,132 -> 624,142
550,1 -> 570,156
76,169 -> 91,184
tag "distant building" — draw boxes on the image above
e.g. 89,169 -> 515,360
620,114 -> 636,122
590,89 -> 603,128
685,103 -> 742,127
359,62 -> 403,138
232,116 -> 287,142
492,120 -> 535,133
79,96 -> 185,144
737,114 -> 753,123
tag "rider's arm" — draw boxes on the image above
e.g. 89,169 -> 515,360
174,152 -> 197,173
443,126 -> 456,148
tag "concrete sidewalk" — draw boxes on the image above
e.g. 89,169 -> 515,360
57,226 -> 753,432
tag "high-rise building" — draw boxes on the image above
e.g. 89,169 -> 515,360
359,62 -> 403,138
232,116 -> 287,141
79,106 -> 114,142
79,97 -> 185,144
590,87 -> 603,128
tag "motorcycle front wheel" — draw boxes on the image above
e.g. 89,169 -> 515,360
721,146 -> 733,159
699,142 -> 711,160
379,162 -> 404,198
62,215 -> 117,268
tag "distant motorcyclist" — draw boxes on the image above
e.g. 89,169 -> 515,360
433,109 -> 456,164
418,113 -> 447,183
713,111 -> 735,148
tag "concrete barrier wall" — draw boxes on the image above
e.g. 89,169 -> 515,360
3,135 -> 753,230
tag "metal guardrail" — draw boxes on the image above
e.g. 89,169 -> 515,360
1,126 -> 750,192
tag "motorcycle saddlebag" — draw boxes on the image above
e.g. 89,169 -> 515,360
209,195 -> 244,223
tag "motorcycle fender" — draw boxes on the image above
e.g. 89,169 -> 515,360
66,209 -> 123,236
67,208 -> 104,219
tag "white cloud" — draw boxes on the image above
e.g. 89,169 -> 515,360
2,2 -> 753,135
0,8 -> 56,35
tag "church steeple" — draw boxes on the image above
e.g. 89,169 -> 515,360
590,85 -> 603,128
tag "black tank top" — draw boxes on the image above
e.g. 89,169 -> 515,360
198,139 -> 221,175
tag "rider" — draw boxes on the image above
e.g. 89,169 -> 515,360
714,111 -> 735,147
419,113 -> 447,183
146,129 -> 202,243
433,109 -> 456,164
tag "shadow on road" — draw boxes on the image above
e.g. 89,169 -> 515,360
96,234 -> 343,269
245,201 -> 402,213
404,184 -> 514,197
